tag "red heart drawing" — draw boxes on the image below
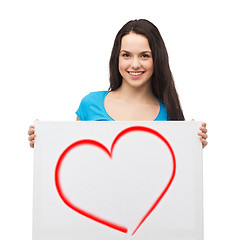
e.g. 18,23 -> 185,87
55,126 -> 176,235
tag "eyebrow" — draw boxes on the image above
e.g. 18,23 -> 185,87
120,50 -> 152,54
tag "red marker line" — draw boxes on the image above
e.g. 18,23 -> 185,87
55,126 -> 176,235
55,139 -> 127,233
111,126 -> 176,235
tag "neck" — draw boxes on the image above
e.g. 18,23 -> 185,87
114,79 -> 155,103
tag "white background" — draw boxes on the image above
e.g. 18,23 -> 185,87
0,0 -> 239,239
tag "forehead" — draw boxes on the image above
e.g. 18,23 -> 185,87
120,32 -> 151,52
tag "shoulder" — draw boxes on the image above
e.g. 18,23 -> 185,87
81,91 -> 108,105
76,91 -> 109,121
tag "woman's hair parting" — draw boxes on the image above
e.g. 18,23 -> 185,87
109,19 -> 184,120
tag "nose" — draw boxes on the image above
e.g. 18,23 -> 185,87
131,57 -> 141,69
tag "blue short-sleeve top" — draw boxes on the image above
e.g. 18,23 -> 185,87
75,91 -> 168,121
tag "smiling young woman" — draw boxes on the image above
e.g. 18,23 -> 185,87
28,19 -> 208,148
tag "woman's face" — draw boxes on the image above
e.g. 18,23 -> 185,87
118,32 -> 154,89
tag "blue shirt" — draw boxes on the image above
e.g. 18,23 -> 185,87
76,91 -> 168,121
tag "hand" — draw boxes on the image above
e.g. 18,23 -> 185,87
198,122 -> 208,149
28,124 -> 36,148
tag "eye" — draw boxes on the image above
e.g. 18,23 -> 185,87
121,53 -> 130,58
142,54 -> 151,58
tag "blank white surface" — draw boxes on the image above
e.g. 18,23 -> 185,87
33,121 -> 202,240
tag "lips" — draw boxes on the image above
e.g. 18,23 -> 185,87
128,71 -> 145,78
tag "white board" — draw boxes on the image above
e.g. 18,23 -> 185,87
33,121 -> 203,240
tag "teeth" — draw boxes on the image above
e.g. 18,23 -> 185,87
129,72 -> 143,76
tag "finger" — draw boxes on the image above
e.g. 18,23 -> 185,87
200,122 -> 208,133
199,136 -> 206,145
198,132 -> 208,140
191,119 -> 195,121
28,128 -> 35,135
30,140 -> 35,148
200,138 -> 208,149
200,127 -> 208,133
28,134 -> 36,141
28,125 -> 35,135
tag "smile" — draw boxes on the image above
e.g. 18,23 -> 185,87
128,71 -> 145,76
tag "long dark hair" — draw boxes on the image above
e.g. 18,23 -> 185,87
109,19 -> 184,120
